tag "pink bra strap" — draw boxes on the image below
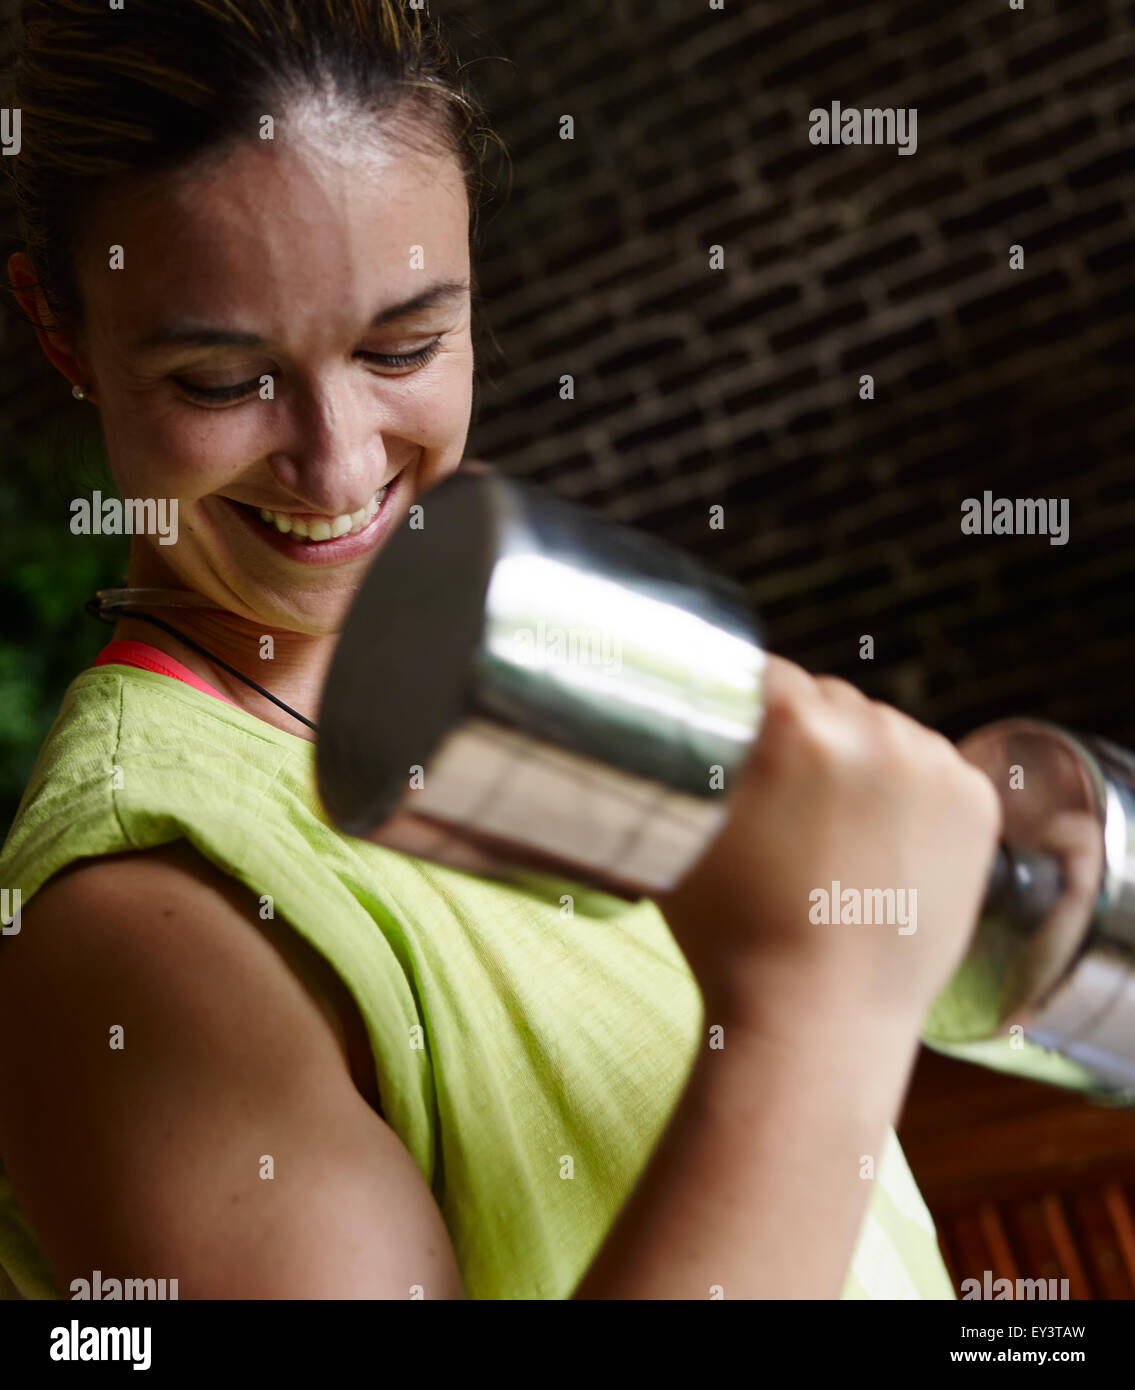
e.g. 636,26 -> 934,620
94,639 -> 240,708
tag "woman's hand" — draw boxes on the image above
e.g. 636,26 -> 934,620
655,653 -> 1004,1033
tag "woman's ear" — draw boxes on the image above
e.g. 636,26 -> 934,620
6,251 -> 92,398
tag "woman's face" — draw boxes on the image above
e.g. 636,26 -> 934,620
74,120 -> 474,635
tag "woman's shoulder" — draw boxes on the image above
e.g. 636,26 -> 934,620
0,839 -> 382,1114
11,661 -> 295,803
1,661 -> 313,892
3,841 -> 275,981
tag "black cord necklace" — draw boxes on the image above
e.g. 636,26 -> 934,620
85,589 -> 319,733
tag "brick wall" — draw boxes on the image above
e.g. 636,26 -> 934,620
447,0 -> 1135,749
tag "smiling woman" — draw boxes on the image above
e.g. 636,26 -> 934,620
11,116 -> 477,678
0,0 -> 991,1309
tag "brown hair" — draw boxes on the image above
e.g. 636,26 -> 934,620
2,0 -> 506,342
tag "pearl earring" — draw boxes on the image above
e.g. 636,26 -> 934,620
72,384 -> 86,400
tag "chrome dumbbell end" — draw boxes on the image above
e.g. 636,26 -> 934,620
317,464 -> 768,901
955,718 -> 1135,1093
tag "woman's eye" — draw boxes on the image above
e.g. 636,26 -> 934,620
171,376 -> 262,403
357,339 -> 442,372
172,339 -> 442,405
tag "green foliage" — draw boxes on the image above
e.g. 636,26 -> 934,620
0,422 -> 129,839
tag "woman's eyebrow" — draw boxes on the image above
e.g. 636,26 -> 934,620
131,278 -> 471,352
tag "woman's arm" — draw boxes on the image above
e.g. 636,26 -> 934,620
0,844 -> 465,1299
575,655 -> 1002,1299
573,985 -> 926,1300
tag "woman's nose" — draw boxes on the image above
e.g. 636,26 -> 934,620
268,377 -> 390,514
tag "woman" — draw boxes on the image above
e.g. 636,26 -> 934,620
0,0 -> 1042,1301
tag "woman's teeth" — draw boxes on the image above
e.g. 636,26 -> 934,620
257,487 -> 387,542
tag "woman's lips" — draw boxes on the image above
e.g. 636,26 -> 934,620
224,469 -> 407,565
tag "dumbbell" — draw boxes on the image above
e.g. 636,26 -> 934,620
316,463 -> 1135,1094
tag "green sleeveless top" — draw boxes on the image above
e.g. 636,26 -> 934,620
0,660 -> 1105,1301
